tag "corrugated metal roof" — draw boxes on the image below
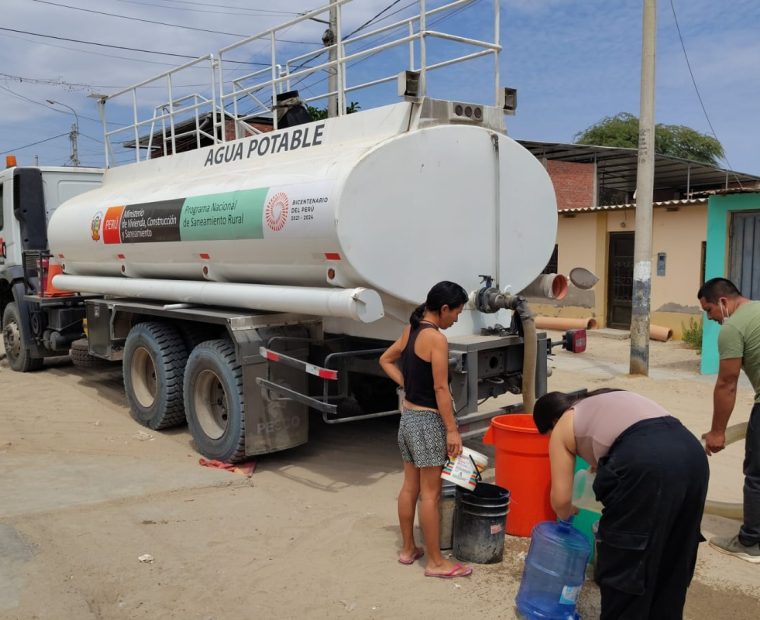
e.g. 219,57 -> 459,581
694,187 -> 760,197
559,197 -> 707,214
518,140 -> 760,193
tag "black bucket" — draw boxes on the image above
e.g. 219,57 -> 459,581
453,482 -> 510,564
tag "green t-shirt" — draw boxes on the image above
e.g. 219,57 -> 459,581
718,300 -> 760,402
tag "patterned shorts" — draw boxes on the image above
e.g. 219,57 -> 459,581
398,407 -> 448,468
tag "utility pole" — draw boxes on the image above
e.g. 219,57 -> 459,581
630,0 -> 656,376
47,99 -> 80,166
68,122 -> 80,167
323,1 -> 338,118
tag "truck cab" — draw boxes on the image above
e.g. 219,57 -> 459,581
0,161 -> 102,369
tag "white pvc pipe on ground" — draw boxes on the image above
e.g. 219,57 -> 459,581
53,275 -> 384,323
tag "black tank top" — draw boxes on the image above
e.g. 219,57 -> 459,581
401,323 -> 438,409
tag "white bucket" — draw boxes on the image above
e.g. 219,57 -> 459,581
441,447 -> 488,491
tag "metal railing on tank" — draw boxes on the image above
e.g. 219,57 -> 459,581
96,0 -> 502,167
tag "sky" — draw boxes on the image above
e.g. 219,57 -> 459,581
0,0 -> 758,174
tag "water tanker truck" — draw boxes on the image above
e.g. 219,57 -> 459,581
0,0 -> 579,462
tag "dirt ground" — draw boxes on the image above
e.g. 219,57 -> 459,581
1,330 -> 758,619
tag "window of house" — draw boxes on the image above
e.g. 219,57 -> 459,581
543,244 -> 558,274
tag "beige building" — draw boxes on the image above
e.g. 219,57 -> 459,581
518,142 -> 760,339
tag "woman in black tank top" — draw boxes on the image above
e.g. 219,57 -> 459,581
380,281 -> 473,578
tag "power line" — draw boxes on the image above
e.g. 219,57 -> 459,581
0,26 -> 199,59
150,0 -> 300,13
1,133 -> 69,156
371,0 -> 419,25
346,0 -> 405,39
79,133 -> 104,144
0,70 -> 220,91
0,83 -> 103,124
0,71 -> 106,91
0,26 -> 268,65
0,83 -> 130,130
668,0 -> 743,183
32,0 -> 247,37
30,0 -> 318,45
113,0 -> 301,18
0,31 -> 185,68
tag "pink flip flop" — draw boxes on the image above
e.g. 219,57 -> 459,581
424,563 -> 473,579
398,548 -> 425,565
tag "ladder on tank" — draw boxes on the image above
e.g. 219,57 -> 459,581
96,0 -> 505,167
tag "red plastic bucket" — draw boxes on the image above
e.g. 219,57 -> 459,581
483,413 -> 555,536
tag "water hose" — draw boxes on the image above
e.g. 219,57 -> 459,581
703,422 -> 748,520
521,313 -> 537,413
475,282 -> 536,412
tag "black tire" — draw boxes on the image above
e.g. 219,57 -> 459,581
184,339 -> 246,463
69,338 -> 109,369
2,302 -> 44,372
123,322 -> 188,430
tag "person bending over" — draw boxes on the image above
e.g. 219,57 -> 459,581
534,388 -> 708,619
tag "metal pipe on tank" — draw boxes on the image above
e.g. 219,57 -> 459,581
517,305 -> 537,413
53,275 -> 384,323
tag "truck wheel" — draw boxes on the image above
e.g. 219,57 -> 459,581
184,339 -> 246,463
123,322 -> 188,430
2,302 -> 44,372
69,338 -> 109,369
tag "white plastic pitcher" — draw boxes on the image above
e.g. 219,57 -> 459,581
572,469 -> 603,513
441,447 -> 488,491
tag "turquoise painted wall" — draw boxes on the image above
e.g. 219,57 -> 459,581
701,192 -> 760,374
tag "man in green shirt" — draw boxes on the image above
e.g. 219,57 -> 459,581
698,277 -> 760,563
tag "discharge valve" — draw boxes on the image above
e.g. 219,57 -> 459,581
476,275 -> 532,321
476,275 -> 508,313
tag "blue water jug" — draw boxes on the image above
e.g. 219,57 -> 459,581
515,519 -> 591,620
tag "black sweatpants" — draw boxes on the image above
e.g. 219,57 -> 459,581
593,417 -> 709,620
739,402 -> 760,545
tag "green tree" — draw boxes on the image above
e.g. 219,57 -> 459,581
574,112 -> 725,165
306,105 -> 328,121
307,101 -> 361,122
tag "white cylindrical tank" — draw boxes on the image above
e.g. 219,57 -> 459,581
49,102 -> 557,307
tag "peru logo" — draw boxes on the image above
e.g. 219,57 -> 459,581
90,211 -> 102,241
264,192 -> 289,232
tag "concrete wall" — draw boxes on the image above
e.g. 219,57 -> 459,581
529,211 -> 604,321
533,205 -> 707,339
650,205 -> 706,335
